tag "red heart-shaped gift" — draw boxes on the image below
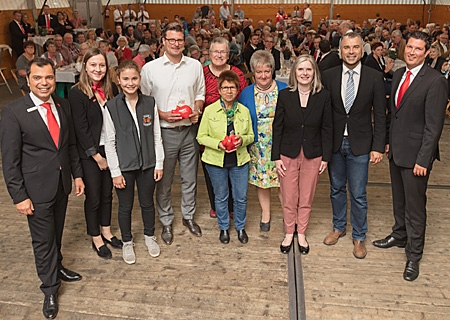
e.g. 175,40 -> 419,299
171,105 -> 192,119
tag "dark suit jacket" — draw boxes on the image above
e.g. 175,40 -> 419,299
9,20 -> 27,55
68,84 -> 118,160
270,48 -> 281,79
364,53 -> 393,79
37,14 -> 57,29
322,64 -> 387,155
318,52 -> 341,74
425,56 -> 446,73
387,65 -> 447,169
272,88 -> 333,162
244,45 -> 257,70
1,94 -> 82,204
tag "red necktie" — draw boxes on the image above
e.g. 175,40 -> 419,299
46,15 -> 50,28
396,71 -> 411,108
18,21 -> 25,34
92,82 -> 106,100
42,102 -> 60,147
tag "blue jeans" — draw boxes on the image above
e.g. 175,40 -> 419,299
328,138 -> 369,241
205,163 -> 249,231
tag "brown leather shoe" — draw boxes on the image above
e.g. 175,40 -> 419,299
323,229 -> 346,245
353,239 -> 367,259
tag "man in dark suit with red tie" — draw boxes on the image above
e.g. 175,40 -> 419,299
37,5 -> 57,35
373,32 -> 448,281
9,10 -> 28,57
1,58 -> 85,318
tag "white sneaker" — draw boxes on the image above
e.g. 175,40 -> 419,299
122,241 -> 136,264
145,235 -> 161,258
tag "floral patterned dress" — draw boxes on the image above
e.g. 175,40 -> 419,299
249,85 -> 280,188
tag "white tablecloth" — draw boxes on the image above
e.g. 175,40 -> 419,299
29,36 -> 54,48
56,67 -> 79,83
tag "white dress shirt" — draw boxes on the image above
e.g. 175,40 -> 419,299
113,9 -> 123,23
341,63 -> 362,136
29,92 -> 60,128
395,63 -> 423,106
140,53 -> 205,128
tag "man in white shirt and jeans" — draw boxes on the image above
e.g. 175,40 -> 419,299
141,22 -> 205,245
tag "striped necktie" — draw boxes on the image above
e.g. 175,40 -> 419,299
345,69 -> 355,114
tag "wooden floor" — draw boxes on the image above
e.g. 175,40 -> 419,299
0,83 -> 449,319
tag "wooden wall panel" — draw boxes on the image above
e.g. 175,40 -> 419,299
1,4 -> 449,79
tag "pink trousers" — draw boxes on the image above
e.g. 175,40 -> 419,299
279,149 -> 322,234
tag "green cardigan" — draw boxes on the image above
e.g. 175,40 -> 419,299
197,99 -> 254,167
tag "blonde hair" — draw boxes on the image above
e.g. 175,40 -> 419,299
288,54 -> 323,95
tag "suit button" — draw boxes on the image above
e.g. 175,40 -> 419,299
346,115 -> 350,118
301,125 -> 304,128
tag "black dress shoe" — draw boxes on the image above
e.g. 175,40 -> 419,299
43,294 -> 58,319
58,266 -> 82,282
101,235 -> 123,248
373,235 -> 407,248
219,229 -> 230,244
92,241 -> 112,259
403,260 -> 419,281
182,218 -> 202,237
280,240 -> 293,254
298,241 -> 310,255
237,229 -> 248,244
161,225 -> 173,245
260,219 -> 270,232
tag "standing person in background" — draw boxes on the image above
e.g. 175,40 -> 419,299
219,1 -> 231,22
1,57 -> 84,319
9,10 -> 28,57
373,32 -> 447,281
272,55 -> 332,254
140,23 -> 205,245
104,60 -> 164,264
69,48 -> 122,260
321,32 -> 386,259
292,6 -> 301,19
137,5 -> 150,22
302,3 -> 313,26
197,70 -> 254,244
113,5 -> 124,26
123,4 -> 136,23
234,5 -> 245,20
38,5 -> 57,35
21,13 -> 36,36
70,10 -> 83,29
238,50 -> 287,232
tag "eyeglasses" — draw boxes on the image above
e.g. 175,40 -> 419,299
220,86 -> 237,91
211,50 -> 229,56
165,38 -> 185,45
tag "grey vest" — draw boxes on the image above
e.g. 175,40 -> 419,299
106,92 -> 156,172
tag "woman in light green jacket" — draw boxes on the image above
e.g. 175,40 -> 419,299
197,70 -> 254,245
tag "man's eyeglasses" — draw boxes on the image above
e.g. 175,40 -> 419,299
165,38 -> 185,45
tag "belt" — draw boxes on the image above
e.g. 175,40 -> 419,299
161,125 -> 191,131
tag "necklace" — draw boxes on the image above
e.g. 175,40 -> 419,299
256,80 -> 273,91
299,90 -> 311,96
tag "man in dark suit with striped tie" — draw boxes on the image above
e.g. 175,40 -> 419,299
321,32 -> 386,259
